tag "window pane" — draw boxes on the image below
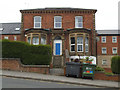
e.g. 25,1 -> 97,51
85,37 -> 88,44
78,45 -> 83,52
33,37 -> 39,45
35,23 -> 41,27
71,45 -> 75,51
41,37 -> 46,45
71,37 -> 75,44
77,37 -> 83,44
28,37 -> 31,43
102,48 -> 106,54
34,16 -> 41,22
75,16 -> 83,28
55,16 -> 62,22
85,44 -> 88,52
55,23 -> 61,27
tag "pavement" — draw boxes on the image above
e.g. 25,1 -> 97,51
0,70 -> 119,89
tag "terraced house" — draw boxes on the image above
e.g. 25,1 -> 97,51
20,8 -> 97,68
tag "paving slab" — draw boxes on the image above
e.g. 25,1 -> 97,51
0,70 -> 119,88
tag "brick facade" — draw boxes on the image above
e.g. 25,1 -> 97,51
20,8 -> 97,68
96,31 -> 120,68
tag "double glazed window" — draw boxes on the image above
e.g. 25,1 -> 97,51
75,16 -> 83,28
34,16 -> 41,28
70,37 -> 75,52
77,37 -> 83,52
54,16 -> 62,28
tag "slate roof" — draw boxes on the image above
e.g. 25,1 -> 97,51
0,23 -> 21,35
96,30 -> 120,35
20,7 -> 97,12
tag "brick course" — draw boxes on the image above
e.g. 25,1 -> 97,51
0,58 -> 50,74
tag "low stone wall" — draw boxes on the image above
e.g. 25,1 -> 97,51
0,58 -> 50,74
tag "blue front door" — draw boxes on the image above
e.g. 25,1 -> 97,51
55,43 -> 60,55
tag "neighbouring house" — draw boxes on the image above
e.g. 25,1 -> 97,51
96,30 -> 120,68
20,8 -> 97,68
0,23 -> 21,41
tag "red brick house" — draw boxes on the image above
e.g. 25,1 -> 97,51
20,8 -> 97,68
96,30 -> 120,68
0,23 -> 21,41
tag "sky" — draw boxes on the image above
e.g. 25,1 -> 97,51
0,0 -> 119,30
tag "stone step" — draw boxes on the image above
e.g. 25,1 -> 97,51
50,68 -> 64,76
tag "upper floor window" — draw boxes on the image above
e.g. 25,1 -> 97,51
75,16 -> 83,28
77,37 -> 83,52
101,36 -> 106,43
112,36 -> 117,43
34,16 -> 41,28
54,16 -> 62,28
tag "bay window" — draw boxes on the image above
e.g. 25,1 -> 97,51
70,37 -> 75,52
77,37 -> 83,52
33,36 -> 39,45
85,37 -> 89,52
41,36 -> 46,45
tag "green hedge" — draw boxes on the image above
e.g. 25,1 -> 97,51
111,56 -> 120,74
95,66 -> 105,72
2,39 -> 52,65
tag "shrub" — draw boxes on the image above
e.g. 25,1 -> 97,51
95,66 -> 105,72
111,56 -> 120,74
2,39 -> 52,65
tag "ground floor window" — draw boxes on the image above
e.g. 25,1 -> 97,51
33,36 -> 39,45
77,37 -> 83,52
70,33 -> 89,53
112,47 -> 117,54
102,59 -> 107,65
41,35 -> 46,45
70,37 -> 75,52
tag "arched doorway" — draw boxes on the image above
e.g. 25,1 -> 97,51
53,36 -> 62,56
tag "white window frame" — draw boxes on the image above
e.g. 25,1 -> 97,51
102,59 -> 107,65
70,37 -> 75,52
34,16 -> 41,28
102,47 -> 107,54
101,36 -> 106,43
75,16 -> 83,28
112,47 -> 117,54
77,37 -> 83,52
112,36 -> 117,43
14,36 -> 17,41
54,16 -> 62,28
4,36 -> 8,39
